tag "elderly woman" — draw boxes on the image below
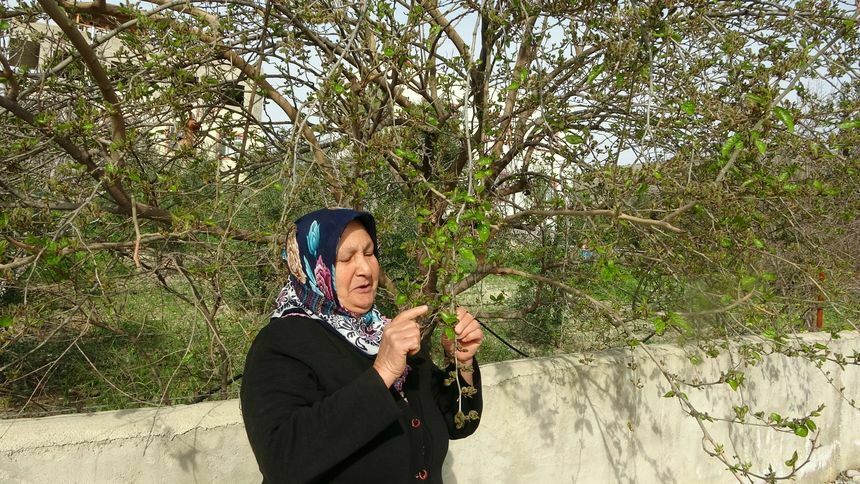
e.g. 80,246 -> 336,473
241,208 -> 483,484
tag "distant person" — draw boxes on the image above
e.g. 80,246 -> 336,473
177,116 -> 201,148
579,239 -> 595,262
241,208 -> 483,483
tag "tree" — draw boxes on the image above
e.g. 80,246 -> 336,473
1,0 -> 858,480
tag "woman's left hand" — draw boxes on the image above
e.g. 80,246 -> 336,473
441,306 -> 483,365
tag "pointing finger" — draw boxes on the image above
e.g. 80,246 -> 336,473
397,305 -> 429,321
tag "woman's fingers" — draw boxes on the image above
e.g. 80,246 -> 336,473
387,323 -> 420,349
395,305 -> 429,324
384,305 -> 425,356
454,308 -> 481,341
455,318 -> 479,338
374,307 -> 426,386
458,324 -> 483,345
404,324 -> 421,355
441,307 -> 483,362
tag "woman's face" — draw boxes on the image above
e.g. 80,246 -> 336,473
335,221 -> 380,314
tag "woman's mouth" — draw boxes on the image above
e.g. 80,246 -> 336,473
353,283 -> 373,293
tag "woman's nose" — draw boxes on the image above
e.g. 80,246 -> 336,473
354,255 -> 371,275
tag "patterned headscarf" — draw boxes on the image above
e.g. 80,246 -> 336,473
273,208 -> 390,357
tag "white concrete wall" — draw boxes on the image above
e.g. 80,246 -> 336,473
1,331 -> 858,484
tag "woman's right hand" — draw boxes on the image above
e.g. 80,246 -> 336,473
373,305 -> 428,387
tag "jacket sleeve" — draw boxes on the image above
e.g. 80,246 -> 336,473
240,331 -> 401,483
431,358 -> 483,439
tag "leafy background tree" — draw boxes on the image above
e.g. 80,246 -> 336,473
1,0 -> 858,479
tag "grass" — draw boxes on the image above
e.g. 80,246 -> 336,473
0,274 -> 265,417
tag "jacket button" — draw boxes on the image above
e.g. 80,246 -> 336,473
416,469 -> 428,480
411,418 -> 421,428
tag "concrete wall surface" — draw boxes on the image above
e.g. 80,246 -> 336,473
1,331 -> 858,484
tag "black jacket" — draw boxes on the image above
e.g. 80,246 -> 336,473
240,315 -> 482,484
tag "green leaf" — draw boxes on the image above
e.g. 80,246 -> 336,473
667,312 -> 691,331
769,412 -> 782,423
794,425 -> 809,437
838,119 -> 860,130
0,315 -> 12,328
754,139 -> 767,155
440,311 -> 458,325
680,100 -> 696,115
458,247 -> 477,271
477,224 -> 490,243
653,317 -> 667,335
745,93 -> 767,105
599,260 -> 617,281
395,293 -> 408,306
394,148 -> 418,163
444,327 -> 456,340
585,63 -> 605,84
784,450 -> 798,467
663,390 -> 676,398
740,275 -> 757,290
721,134 -> 740,158
773,106 -> 794,133
805,419 -> 816,431
565,134 -> 584,145
383,46 -> 395,57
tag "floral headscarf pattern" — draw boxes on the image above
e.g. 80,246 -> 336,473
273,208 -> 389,356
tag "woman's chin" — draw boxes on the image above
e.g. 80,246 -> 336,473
344,297 -> 375,314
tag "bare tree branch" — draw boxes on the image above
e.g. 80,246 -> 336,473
37,0 -> 127,150
0,94 -> 170,222
502,209 -> 685,233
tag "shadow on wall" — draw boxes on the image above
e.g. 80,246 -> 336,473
444,333 -> 860,484
548,350 -> 677,484
102,401 -> 250,484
